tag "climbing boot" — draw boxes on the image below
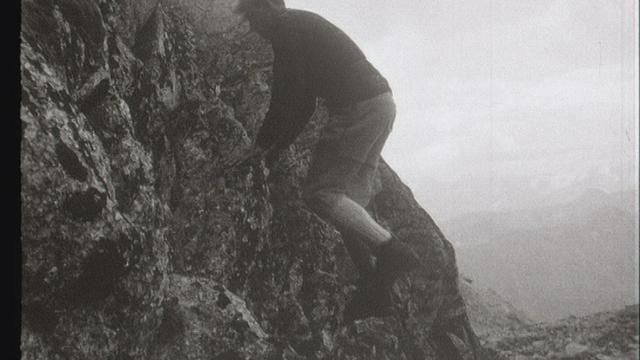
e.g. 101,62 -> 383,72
374,236 -> 421,288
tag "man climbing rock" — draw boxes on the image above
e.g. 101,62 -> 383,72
231,0 -> 422,321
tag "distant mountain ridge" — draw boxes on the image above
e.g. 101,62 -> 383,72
442,187 -> 638,247
445,188 -> 638,321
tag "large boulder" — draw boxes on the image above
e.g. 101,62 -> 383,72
20,0 -> 483,358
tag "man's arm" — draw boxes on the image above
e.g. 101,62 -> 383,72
255,29 -> 316,154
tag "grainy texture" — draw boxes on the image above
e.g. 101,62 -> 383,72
483,305 -> 639,360
21,0 -> 484,358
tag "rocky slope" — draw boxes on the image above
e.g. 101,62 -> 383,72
483,305 -> 639,360
458,280 -> 532,338
20,0 -> 484,358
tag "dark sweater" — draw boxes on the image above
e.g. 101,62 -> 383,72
255,9 -> 391,151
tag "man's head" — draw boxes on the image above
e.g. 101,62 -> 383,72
233,0 -> 286,39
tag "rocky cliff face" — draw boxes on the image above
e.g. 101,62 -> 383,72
20,0 -> 481,358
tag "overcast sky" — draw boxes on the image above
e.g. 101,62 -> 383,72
287,0 -> 638,221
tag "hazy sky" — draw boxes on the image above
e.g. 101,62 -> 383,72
287,0 -> 638,221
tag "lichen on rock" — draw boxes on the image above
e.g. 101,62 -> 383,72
20,0 -> 483,358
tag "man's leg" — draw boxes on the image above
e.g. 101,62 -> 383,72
307,186 -> 423,321
304,184 -> 420,288
338,227 -> 376,278
303,152 -> 391,269
303,92 -> 420,313
303,182 -> 397,321
306,188 -> 391,249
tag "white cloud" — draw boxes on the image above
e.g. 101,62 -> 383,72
287,0 -> 638,218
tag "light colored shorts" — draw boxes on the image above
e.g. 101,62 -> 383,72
303,92 -> 396,207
